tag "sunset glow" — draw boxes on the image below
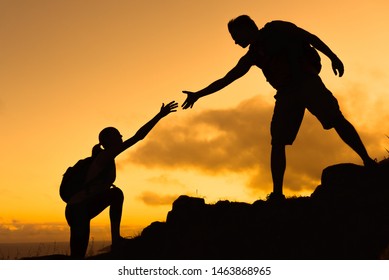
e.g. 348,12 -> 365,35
1,0 -> 388,243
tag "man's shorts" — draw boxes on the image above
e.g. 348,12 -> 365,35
271,75 -> 344,145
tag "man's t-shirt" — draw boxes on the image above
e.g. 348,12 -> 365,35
245,20 -> 321,90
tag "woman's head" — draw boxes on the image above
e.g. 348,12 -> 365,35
98,127 -> 123,149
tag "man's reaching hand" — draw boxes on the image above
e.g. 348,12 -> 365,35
182,91 -> 200,109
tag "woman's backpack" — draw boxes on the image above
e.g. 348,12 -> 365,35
59,157 -> 94,203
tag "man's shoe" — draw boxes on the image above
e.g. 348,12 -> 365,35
111,236 -> 129,252
267,192 -> 286,201
364,158 -> 378,168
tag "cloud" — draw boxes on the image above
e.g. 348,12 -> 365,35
126,95 -> 384,194
0,221 -> 69,243
146,174 -> 187,188
138,191 -> 179,206
128,96 -> 272,173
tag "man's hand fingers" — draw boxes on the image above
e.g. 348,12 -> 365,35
182,101 -> 193,110
333,67 -> 344,77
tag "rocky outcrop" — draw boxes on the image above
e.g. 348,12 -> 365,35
92,160 -> 389,260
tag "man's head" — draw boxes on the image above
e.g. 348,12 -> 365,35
228,15 -> 258,48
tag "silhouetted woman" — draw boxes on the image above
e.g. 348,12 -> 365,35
65,101 -> 178,259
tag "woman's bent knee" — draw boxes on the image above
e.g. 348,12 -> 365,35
66,204 -> 89,227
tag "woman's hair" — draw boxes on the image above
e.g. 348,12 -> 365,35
228,15 -> 258,33
92,144 -> 104,157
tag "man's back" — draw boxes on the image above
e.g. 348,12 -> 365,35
247,20 -> 321,89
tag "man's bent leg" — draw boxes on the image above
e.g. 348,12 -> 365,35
271,144 -> 286,196
300,76 -> 376,167
334,117 -> 375,166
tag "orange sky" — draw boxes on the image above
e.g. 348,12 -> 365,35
0,0 -> 388,243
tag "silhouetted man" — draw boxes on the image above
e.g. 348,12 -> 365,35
182,15 -> 376,200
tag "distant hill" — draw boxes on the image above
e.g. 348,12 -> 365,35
90,159 -> 389,260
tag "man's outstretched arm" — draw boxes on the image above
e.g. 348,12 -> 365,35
298,28 -> 344,77
182,55 -> 252,109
